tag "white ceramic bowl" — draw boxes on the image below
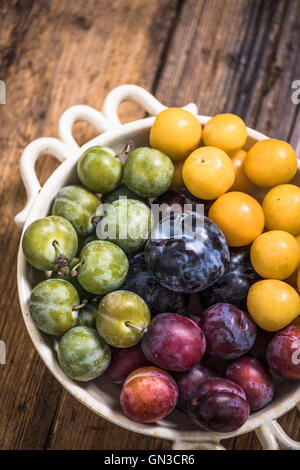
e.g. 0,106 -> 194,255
15,85 -> 300,450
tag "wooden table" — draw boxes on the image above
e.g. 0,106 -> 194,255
0,0 -> 299,450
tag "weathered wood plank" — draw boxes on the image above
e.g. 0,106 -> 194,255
45,391 -> 172,450
0,0 -> 178,450
153,0 -> 300,451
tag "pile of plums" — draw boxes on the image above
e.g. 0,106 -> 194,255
21,106 -> 300,435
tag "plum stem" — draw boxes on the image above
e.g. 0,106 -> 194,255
52,240 -> 69,273
72,299 -> 88,311
125,321 -> 146,334
117,140 -> 134,159
70,261 -> 82,277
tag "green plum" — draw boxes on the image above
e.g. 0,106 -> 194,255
97,199 -> 152,254
77,240 -> 128,294
58,326 -> 111,381
77,145 -> 122,193
102,184 -> 148,205
30,279 -> 80,335
52,185 -> 101,237
97,290 -> 151,348
77,303 -> 98,329
123,147 -> 174,197
22,216 -> 78,271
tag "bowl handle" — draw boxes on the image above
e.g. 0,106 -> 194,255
15,104 -> 112,228
255,418 -> 300,450
15,138 -> 72,228
15,84 -> 198,228
58,85 -> 199,150
172,407 -> 300,450
58,105 -> 112,152
102,84 -> 198,127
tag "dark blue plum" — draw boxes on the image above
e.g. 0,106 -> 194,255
145,212 -> 230,294
121,253 -> 189,316
152,188 -> 213,219
200,303 -> 257,360
199,246 -> 261,310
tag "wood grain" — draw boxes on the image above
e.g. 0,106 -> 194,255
0,0 -> 299,450
0,0 -> 178,450
148,0 -> 300,450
